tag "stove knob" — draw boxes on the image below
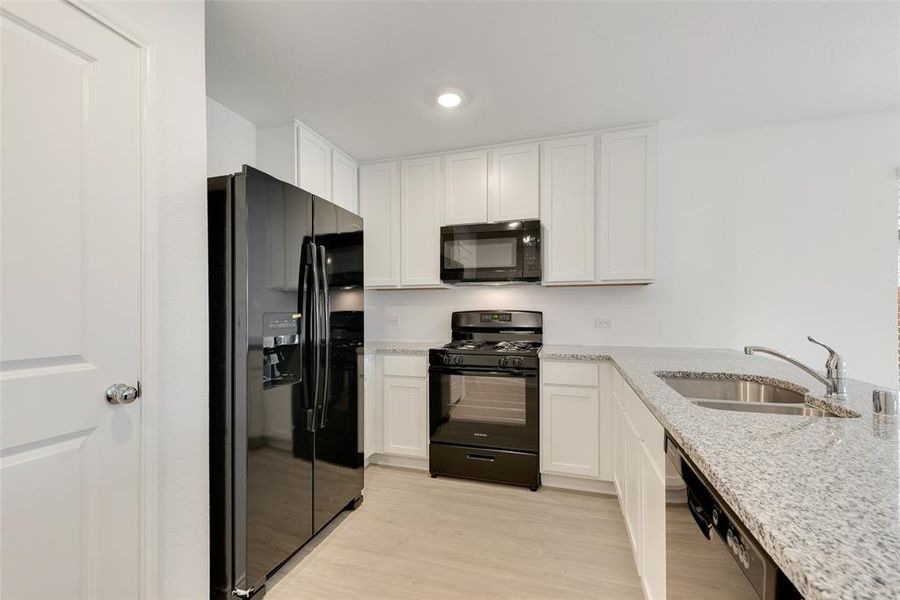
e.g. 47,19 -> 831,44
499,357 -> 508,367
513,357 -> 523,368
453,355 -> 463,365
442,354 -> 451,365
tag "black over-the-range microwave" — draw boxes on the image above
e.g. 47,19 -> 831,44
439,220 -> 541,284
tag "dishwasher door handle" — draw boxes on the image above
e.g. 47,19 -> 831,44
687,490 -> 713,540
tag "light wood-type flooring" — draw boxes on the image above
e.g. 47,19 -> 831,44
267,465 -> 644,599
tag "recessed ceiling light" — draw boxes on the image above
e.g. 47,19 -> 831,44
437,92 -> 462,108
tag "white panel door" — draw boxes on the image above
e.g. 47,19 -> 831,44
540,135 -> 596,283
360,162 -> 400,287
541,385 -> 600,478
0,2 -> 143,598
641,448 -> 666,600
401,156 -> 442,286
489,143 -> 539,222
443,149 -> 487,225
599,126 -> 657,282
297,124 -> 332,199
331,148 -> 359,214
381,376 -> 427,458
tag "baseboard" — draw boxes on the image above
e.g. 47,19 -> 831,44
541,473 -> 617,495
368,453 -> 429,471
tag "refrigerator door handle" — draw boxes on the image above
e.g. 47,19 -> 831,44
299,260 -> 316,431
318,245 -> 331,429
307,241 -> 321,431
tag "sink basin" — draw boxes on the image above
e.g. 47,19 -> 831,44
661,376 -> 840,417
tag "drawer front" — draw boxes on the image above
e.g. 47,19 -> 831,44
383,354 -> 427,377
542,360 -> 599,387
429,443 -> 540,488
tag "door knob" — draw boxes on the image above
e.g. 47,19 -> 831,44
106,383 -> 140,405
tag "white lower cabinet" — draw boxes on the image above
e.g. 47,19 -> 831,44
540,360 -> 610,481
611,368 -> 666,600
382,376 -> 428,458
376,355 -> 429,460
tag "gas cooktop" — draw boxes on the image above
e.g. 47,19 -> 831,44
440,340 -> 542,354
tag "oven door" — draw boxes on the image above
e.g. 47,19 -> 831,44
440,222 -> 540,283
429,366 -> 538,452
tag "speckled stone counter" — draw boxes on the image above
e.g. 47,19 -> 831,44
540,345 -> 900,600
364,341 -> 445,356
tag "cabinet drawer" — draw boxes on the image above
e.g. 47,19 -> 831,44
383,354 -> 427,377
541,360 -> 599,387
430,443 -> 539,488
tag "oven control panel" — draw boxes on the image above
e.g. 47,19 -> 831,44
480,312 -> 512,323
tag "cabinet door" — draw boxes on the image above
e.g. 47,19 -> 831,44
401,156 -> 442,286
489,143 -> 539,222
331,148 -> 359,214
297,124 -> 332,199
540,135 -> 596,283
360,162 -> 400,287
641,447 -> 666,600
443,149 -> 487,225
598,126 -> 656,282
541,384 -> 600,478
257,122 -> 297,185
624,412 -> 644,574
597,363 -> 614,481
382,376 -> 427,458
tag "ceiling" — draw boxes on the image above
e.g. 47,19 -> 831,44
206,1 -> 900,162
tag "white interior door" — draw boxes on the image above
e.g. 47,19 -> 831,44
1,1 -> 144,598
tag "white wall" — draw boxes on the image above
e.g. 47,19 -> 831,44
94,2 -> 209,598
366,111 -> 900,387
207,97 -> 256,176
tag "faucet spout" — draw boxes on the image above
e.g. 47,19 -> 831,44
744,339 -> 848,401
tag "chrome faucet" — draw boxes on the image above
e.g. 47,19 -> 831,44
744,336 -> 848,401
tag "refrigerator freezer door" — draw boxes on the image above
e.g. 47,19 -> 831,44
239,168 -> 315,591
312,197 -> 365,533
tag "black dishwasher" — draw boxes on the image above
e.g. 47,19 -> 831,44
664,434 -> 803,600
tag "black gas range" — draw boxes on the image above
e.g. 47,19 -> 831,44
428,311 -> 542,491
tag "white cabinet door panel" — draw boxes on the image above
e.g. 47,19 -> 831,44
331,148 -> 359,214
641,448 -> 666,600
401,156 -> 442,286
599,126 -> 656,282
541,384 -> 600,478
382,376 -> 427,458
360,162 -> 400,287
443,149 -> 487,225
489,143 -> 539,222
297,124 -> 332,199
1,2 -> 143,596
540,135 -> 596,283
257,122 -> 297,185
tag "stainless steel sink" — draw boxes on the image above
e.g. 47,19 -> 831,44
661,376 -> 840,417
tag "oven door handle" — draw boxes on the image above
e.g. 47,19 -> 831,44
428,367 -> 534,377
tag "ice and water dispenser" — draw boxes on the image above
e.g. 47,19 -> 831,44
262,312 -> 302,388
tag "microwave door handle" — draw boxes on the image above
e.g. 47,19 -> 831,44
318,245 -> 331,429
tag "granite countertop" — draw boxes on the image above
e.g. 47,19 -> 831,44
364,341 -> 446,355
540,344 -> 899,600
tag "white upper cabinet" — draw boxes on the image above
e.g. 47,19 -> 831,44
297,124 -> 331,200
331,148 -> 359,214
489,143 -> 540,222
443,149 -> 488,225
256,120 -> 359,214
360,162 -> 400,287
401,156 -> 443,286
257,122 -> 296,185
540,135 -> 596,283
598,126 -> 657,282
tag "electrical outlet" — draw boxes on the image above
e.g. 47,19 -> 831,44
594,317 -> 614,329
385,315 -> 400,327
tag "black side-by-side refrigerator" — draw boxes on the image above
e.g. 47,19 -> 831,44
209,166 -> 364,599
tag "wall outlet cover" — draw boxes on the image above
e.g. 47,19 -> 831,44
594,317 -> 614,329
385,315 -> 400,327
